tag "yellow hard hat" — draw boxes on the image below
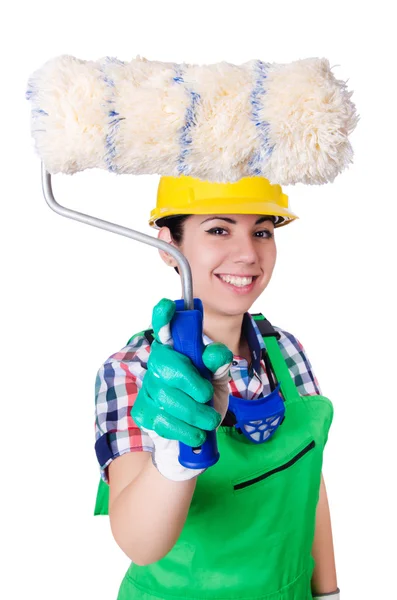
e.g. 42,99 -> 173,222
149,175 -> 298,229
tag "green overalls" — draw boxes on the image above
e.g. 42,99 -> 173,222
94,315 -> 334,599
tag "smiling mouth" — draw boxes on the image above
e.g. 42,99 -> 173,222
215,274 -> 259,288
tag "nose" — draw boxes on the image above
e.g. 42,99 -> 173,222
231,233 -> 259,265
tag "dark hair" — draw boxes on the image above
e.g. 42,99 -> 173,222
156,215 -> 191,274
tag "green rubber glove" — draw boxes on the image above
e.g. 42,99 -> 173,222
131,298 -> 233,481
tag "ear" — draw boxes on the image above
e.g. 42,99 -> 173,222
157,227 -> 179,268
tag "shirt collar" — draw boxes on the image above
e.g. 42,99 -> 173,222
203,313 -> 265,373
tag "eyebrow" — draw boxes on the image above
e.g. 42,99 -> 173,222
200,216 -> 273,225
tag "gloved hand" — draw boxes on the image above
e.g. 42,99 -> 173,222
131,298 -> 233,482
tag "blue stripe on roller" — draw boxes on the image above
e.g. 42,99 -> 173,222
173,66 -> 201,176
249,60 -> 275,176
100,57 -> 126,173
25,83 -> 49,132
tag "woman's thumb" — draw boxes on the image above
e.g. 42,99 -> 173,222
151,298 -> 176,346
202,342 -> 233,380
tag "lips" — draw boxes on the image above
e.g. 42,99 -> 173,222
215,274 -> 259,278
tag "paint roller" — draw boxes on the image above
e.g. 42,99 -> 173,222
26,54 -> 358,468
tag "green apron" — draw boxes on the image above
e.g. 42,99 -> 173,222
94,319 -> 334,599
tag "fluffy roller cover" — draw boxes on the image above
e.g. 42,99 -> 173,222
26,55 -> 359,185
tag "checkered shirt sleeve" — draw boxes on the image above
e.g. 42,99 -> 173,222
94,333 -> 154,484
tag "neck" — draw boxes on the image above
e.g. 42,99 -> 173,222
202,308 -> 248,358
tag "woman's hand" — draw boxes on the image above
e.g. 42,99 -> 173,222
131,298 -> 233,481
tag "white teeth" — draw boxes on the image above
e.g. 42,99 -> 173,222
219,275 -> 253,287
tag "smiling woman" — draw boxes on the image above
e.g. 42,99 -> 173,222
94,175 -> 339,600
24,50 -> 354,600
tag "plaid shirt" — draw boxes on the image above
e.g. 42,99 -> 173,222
94,314 -> 322,484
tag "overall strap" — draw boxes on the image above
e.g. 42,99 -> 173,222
251,313 -> 300,403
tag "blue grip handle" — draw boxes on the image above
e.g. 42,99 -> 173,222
170,298 -> 220,469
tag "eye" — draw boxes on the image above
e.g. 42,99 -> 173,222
255,229 -> 274,239
205,227 -> 274,238
205,227 -> 228,235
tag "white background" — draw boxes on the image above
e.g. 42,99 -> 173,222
2,1 -> 396,598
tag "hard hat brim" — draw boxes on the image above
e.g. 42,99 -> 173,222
149,201 -> 298,229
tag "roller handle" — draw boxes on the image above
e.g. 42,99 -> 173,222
170,298 -> 220,469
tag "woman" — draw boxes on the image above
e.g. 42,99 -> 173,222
94,175 -> 340,599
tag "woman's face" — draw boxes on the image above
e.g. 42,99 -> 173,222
159,214 -> 277,317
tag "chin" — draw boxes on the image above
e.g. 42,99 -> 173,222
208,299 -> 256,318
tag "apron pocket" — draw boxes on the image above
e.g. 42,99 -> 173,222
233,439 -> 315,491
